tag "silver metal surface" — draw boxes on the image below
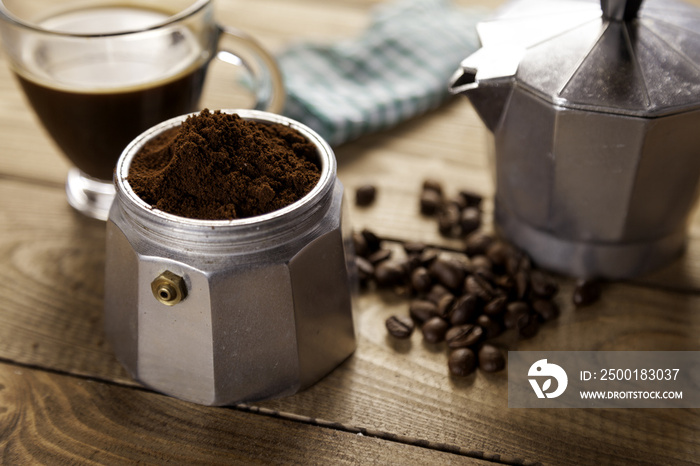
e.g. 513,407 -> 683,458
104,109 -> 357,406
453,0 -> 700,119
450,0 -> 700,278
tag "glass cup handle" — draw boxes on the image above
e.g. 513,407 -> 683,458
215,25 -> 285,114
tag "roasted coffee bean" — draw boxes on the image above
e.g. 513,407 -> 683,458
573,279 -> 602,306
446,324 -> 484,349
422,179 -> 443,195
368,248 -> 392,265
436,294 -> 455,318
465,274 -> 496,301
409,299 -> 440,323
448,348 -> 477,377
460,207 -> 482,236
449,294 -> 479,325
405,253 -> 422,271
356,256 -> 374,283
473,267 -> 497,283
464,231 -> 494,257
403,241 -> 427,255
352,231 -> 369,257
517,312 -> 540,339
469,255 -> 492,273
530,270 -> 558,298
514,269 -> 530,300
420,189 -> 442,216
485,240 -> 510,267
458,190 -> 483,208
361,229 -> 382,253
447,253 -> 472,276
505,254 -> 520,277
504,301 -> 530,329
394,257 -> 414,276
438,204 -> 461,237
429,257 -> 465,290
506,251 -> 530,277
426,284 -> 453,305
374,260 -> 405,287
532,298 -> 560,322
479,344 -> 506,372
494,274 -> 516,295
419,248 -> 440,266
422,316 -> 449,344
385,315 -> 414,339
355,184 -> 377,206
410,267 -> 432,293
477,314 -> 503,339
483,295 -> 508,317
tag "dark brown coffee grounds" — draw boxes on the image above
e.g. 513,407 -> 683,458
127,109 -> 321,220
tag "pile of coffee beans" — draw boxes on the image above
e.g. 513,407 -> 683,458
419,180 -> 483,238
353,179 -> 602,378
354,227 -> 558,376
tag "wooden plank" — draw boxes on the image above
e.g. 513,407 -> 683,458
0,179 -> 131,384
0,178 -> 698,465
0,361 -> 492,465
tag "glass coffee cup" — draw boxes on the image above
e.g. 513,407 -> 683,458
0,0 -> 285,220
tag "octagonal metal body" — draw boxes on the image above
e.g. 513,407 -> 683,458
491,87 -> 700,278
104,110 -> 357,406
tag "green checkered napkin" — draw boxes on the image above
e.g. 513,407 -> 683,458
277,0 -> 485,146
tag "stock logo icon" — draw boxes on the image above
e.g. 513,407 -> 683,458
528,359 -> 568,399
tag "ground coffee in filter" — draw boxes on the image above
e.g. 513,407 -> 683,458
128,109 -> 321,220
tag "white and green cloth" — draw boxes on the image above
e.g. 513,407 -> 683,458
278,0 -> 486,147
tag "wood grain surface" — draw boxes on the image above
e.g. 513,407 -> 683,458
0,361 -> 497,465
1,0 -> 700,465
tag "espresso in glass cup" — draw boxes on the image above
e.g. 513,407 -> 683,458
0,0 -> 285,220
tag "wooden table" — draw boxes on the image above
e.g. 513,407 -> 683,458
1,1 -> 699,464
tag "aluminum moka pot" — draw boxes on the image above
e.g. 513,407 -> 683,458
450,0 -> 700,279
104,110 -> 357,406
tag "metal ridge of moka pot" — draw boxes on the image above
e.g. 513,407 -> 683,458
104,109 -> 357,406
450,0 -> 700,279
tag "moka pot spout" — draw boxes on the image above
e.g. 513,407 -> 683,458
448,45 -> 521,133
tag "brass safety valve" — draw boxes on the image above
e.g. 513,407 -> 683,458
151,271 -> 187,306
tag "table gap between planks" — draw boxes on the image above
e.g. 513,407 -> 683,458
1,0 -> 699,464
